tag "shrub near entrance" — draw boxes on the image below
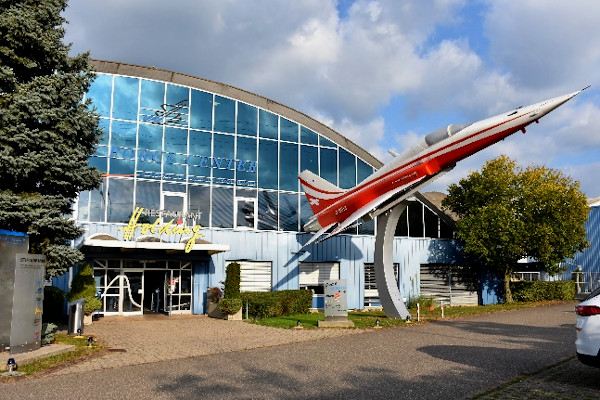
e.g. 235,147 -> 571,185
510,280 -> 576,302
241,290 -> 312,318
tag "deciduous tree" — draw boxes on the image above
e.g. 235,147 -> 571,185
0,0 -> 101,277
442,155 -> 589,303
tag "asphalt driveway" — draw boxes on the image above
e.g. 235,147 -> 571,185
1,302 -> 592,399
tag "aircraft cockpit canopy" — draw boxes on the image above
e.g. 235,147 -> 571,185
424,123 -> 471,146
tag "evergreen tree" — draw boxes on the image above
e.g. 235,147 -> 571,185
442,155 -> 589,303
0,0 -> 101,277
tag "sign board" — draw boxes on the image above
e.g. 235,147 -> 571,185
10,253 -> 46,353
323,279 -> 348,319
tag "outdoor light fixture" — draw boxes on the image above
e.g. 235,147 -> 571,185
376,319 -> 380,327
7,358 -> 16,373
297,320 -> 301,327
87,337 -> 94,347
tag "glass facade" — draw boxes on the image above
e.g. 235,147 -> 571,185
78,73 -> 376,234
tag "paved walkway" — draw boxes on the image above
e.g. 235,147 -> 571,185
48,313 -> 358,375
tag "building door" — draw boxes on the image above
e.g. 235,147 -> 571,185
234,197 -> 257,229
95,263 -> 144,316
162,192 -> 187,224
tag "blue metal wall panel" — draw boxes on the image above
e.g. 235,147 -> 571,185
74,223 -> 467,310
562,206 -> 600,275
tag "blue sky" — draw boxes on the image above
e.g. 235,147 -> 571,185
63,0 -> 600,197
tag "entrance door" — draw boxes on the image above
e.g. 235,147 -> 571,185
235,197 -> 257,229
95,264 -> 144,315
162,192 -> 186,224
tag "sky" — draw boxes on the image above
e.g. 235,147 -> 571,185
62,0 -> 600,197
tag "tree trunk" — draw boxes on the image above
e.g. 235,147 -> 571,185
504,273 -> 513,303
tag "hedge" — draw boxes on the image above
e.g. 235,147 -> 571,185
510,280 -> 576,302
240,290 -> 313,318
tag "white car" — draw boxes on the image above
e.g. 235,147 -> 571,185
575,287 -> 600,367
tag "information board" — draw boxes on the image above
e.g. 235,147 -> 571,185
324,279 -> 348,319
10,253 -> 46,354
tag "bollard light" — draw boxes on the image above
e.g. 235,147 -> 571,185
297,320 -> 301,327
87,337 -> 94,347
376,318 -> 380,327
7,358 -> 16,373
405,315 -> 411,321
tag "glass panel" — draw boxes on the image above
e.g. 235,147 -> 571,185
320,147 -> 337,186
188,130 -> 212,182
138,123 -> 163,152
395,208 -> 408,236
236,199 -> 255,228
163,195 -> 184,223
212,187 -> 233,228
97,118 -> 110,148
319,135 -> 336,148
112,76 -> 139,121
258,139 -> 278,189
190,90 -> 213,130
424,207 -> 439,238
213,134 -> 235,181
279,142 -> 298,192
280,118 -> 298,142
236,136 -> 257,185
104,269 -> 120,313
110,120 -> 136,149
77,191 -> 90,221
358,219 -> 374,235
300,126 -> 318,145
123,272 -> 143,313
87,73 -> 112,117
107,178 -> 134,223
258,191 -> 278,230
188,185 -> 210,227
214,95 -> 235,133
237,102 -> 257,136
408,202 -> 423,237
166,84 -> 189,108
259,110 -> 278,139
139,80 -> 165,124
440,219 -> 453,239
357,159 -> 373,184
339,148 -> 356,189
279,193 -> 299,231
89,156 -> 107,174
136,180 -> 160,217
89,181 -> 106,222
164,127 -> 187,154
300,145 -> 318,175
299,194 -> 312,230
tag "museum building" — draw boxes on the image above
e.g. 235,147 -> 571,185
52,60 -> 479,316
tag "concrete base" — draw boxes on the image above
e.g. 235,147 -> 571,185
318,320 -> 354,328
0,344 -> 75,371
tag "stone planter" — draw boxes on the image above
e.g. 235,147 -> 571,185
207,301 -> 242,320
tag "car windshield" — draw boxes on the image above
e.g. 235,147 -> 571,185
584,286 -> 600,301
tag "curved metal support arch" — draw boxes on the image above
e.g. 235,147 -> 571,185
374,202 -> 411,319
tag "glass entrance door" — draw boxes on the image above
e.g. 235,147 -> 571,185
95,261 -> 144,316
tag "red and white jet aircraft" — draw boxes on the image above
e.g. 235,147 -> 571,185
299,88 -> 587,247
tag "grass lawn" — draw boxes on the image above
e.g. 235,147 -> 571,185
1,333 -> 104,379
246,301 -> 570,329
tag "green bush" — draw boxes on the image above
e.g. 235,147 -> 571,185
510,280 -> 576,302
67,263 -> 102,315
241,290 -> 313,318
406,294 -> 436,309
223,262 -> 241,299
43,286 -> 65,323
219,298 -> 243,314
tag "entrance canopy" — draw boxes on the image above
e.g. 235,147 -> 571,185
81,234 -> 230,255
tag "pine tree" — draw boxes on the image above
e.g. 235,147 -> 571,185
0,0 -> 101,277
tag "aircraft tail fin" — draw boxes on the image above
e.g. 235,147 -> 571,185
298,170 -> 347,215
